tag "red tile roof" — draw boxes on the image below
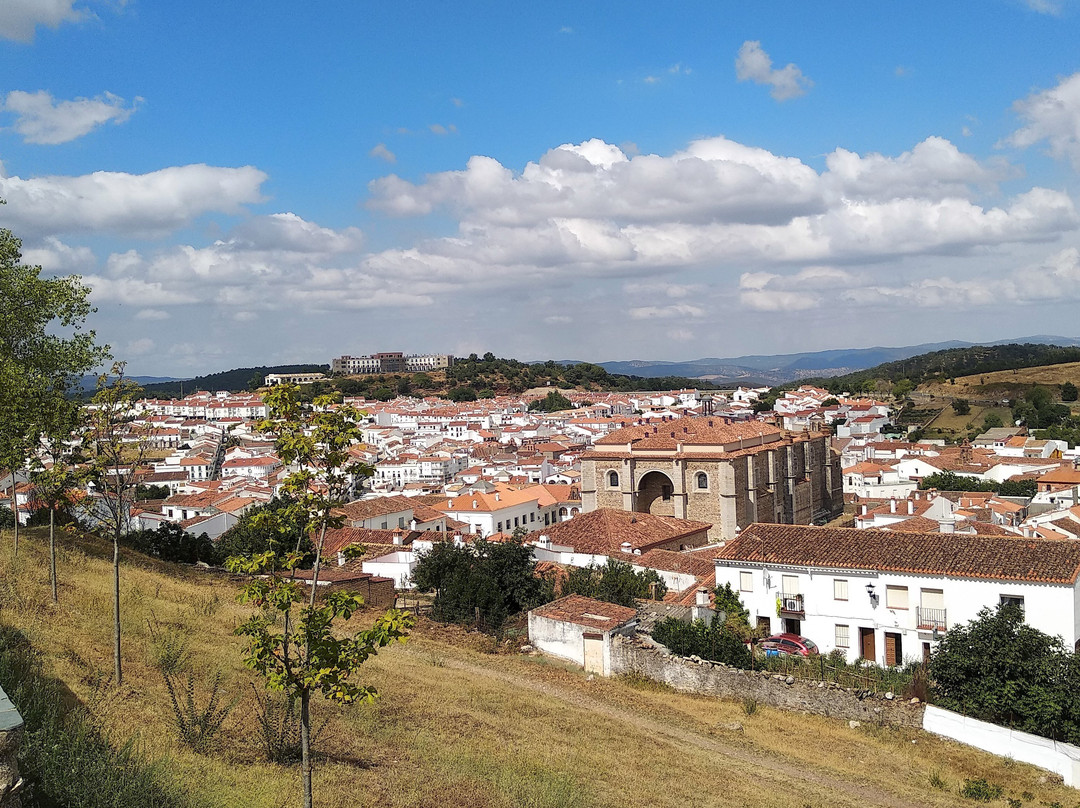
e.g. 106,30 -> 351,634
530,594 -> 637,630
717,523 -> 1080,584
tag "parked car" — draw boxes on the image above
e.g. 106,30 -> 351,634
757,633 -> 819,657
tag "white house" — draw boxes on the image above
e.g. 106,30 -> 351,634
714,523 -> 1080,667
528,594 -> 638,676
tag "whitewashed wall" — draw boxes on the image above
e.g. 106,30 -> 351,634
924,705 -> 1080,787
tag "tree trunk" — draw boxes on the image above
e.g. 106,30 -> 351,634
49,507 -> 57,604
10,471 -> 18,557
113,531 -> 122,685
308,522 -> 329,609
301,688 -> 312,808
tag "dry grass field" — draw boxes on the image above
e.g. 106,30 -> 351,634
2,527 -> 1076,808
919,361 -> 1080,399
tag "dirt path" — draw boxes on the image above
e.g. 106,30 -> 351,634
404,645 -> 926,808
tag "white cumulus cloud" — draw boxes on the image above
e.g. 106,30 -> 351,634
0,163 -> 268,238
0,0 -> 84,42
1005,72 -> 1080,169
3,90 -> 140,144
735,41 -> 812,101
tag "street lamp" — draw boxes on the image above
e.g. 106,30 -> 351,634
865,582 -> 879,607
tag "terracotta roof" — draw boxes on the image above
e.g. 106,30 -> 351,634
337,496 -> 415,521
530,594 -> 637,630
592,417 -> 782,451
717,523 -> 1080,584
534,508 -> 711,554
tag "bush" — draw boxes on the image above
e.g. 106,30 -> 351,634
652,617 -> 751,669
959,778 -> 1003,802
951,399 -> 971,416
162,670 -> 235,754
412,538 -> 553,631
561,559 -> 666,607
124,522 -> 218,565
0,626 -> 194,808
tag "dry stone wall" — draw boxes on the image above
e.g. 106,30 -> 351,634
610,634 -> 924,729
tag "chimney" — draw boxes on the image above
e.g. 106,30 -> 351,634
907,500 -> 914,514
937,519 -> 955,534
861,504 -> 868,515
537,534 -> 550,549
494,492 -> 500,501
890,499 -> 897,513
620,541 -> 633,554
472,500 -> 479,509
410,518 -> 417,530
695,587 -> 709,607
393,532 -> 402,546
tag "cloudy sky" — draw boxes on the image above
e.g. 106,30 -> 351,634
3,2 -> 1080,376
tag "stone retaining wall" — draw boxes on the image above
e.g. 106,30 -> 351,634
0,683 -> 23,808
610,634 -> 925,729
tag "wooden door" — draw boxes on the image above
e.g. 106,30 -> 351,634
583,633 -> 604,675
884,632 -> 902,667
859,627 -> 876,663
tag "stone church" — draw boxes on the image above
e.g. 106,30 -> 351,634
581,417 -> 843,541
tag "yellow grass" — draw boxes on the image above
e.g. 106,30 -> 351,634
919,360 -> 1080,398
2,527 -> 1077,808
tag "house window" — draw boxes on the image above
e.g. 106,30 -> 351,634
514,517 -> 519,527
608,471 -> 619,488
835,624 -> 850,648
1000,594 -> 1025,611
834,579 -> 848,601
885,585 -> 908,610
740,571 -> 753,592
381,521 -> 388,529
530,512 -> 535,522
696,472 -> 708,489
497,521 -> 503,532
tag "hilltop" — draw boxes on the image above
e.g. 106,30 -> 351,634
1,528 -> 1067,808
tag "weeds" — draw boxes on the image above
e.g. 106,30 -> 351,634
960,778 -> 1003,802
161,669 -> 236,754
147,616 -> 188,675
0,625 -> 193,808
742,697 -> 759,716
928,769 -> 948,790
251,684 -> 302,763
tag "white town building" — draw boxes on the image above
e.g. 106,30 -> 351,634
714,523 -> 1080,667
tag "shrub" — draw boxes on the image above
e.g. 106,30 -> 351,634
959,778 -> 1002,802
561,559 -> 666,607
162,670 -> 236,754
0,626 -> 193,808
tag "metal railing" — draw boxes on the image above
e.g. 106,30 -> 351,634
779,593 -> 805,615
916,607 -> 947,632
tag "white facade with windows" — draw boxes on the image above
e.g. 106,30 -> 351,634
716,523 -> 1080,667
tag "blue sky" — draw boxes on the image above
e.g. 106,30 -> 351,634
3,1 -> 1080,376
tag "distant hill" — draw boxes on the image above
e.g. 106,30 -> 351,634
582,335 -> 1080,386
795,343 -> 1080,393
139,365 -> 328,397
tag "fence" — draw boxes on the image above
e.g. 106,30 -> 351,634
755,652 -> 917,696
923,705 -> 1080,788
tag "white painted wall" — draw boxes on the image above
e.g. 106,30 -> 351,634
715,561 -> 1080,665
924,705 -> 1080,787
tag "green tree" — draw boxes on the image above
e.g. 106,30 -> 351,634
892,379 -> 914,399
447,385 -> 478,402
123,522 -> 217,565
951,399 -> 970,416
29,449 -> 82,604
226,385 -> 413,808
216,496 -> 314,564
412,537 -> 551,630
528,390 -> 573,412
930,604 -> 1070,740
561,559 -> 667,607
982,412 -> 1004,431
81,363 -> 152,685
0,220 -> 105,556
1063,381 -> 1079,402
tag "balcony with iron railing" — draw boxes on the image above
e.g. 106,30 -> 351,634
779,592 -> 805,617
916,607 -> 947,632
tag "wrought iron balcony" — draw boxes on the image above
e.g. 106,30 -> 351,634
916,607 -> 947,632
779,592 -> 805,616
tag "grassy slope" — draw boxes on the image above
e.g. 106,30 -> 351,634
1,528 -> 1074,808
919,360 -> 1080,399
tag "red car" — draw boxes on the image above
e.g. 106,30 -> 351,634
758,633 -> 819,657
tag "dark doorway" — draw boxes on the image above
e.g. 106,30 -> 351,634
884,632 -> 902,667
